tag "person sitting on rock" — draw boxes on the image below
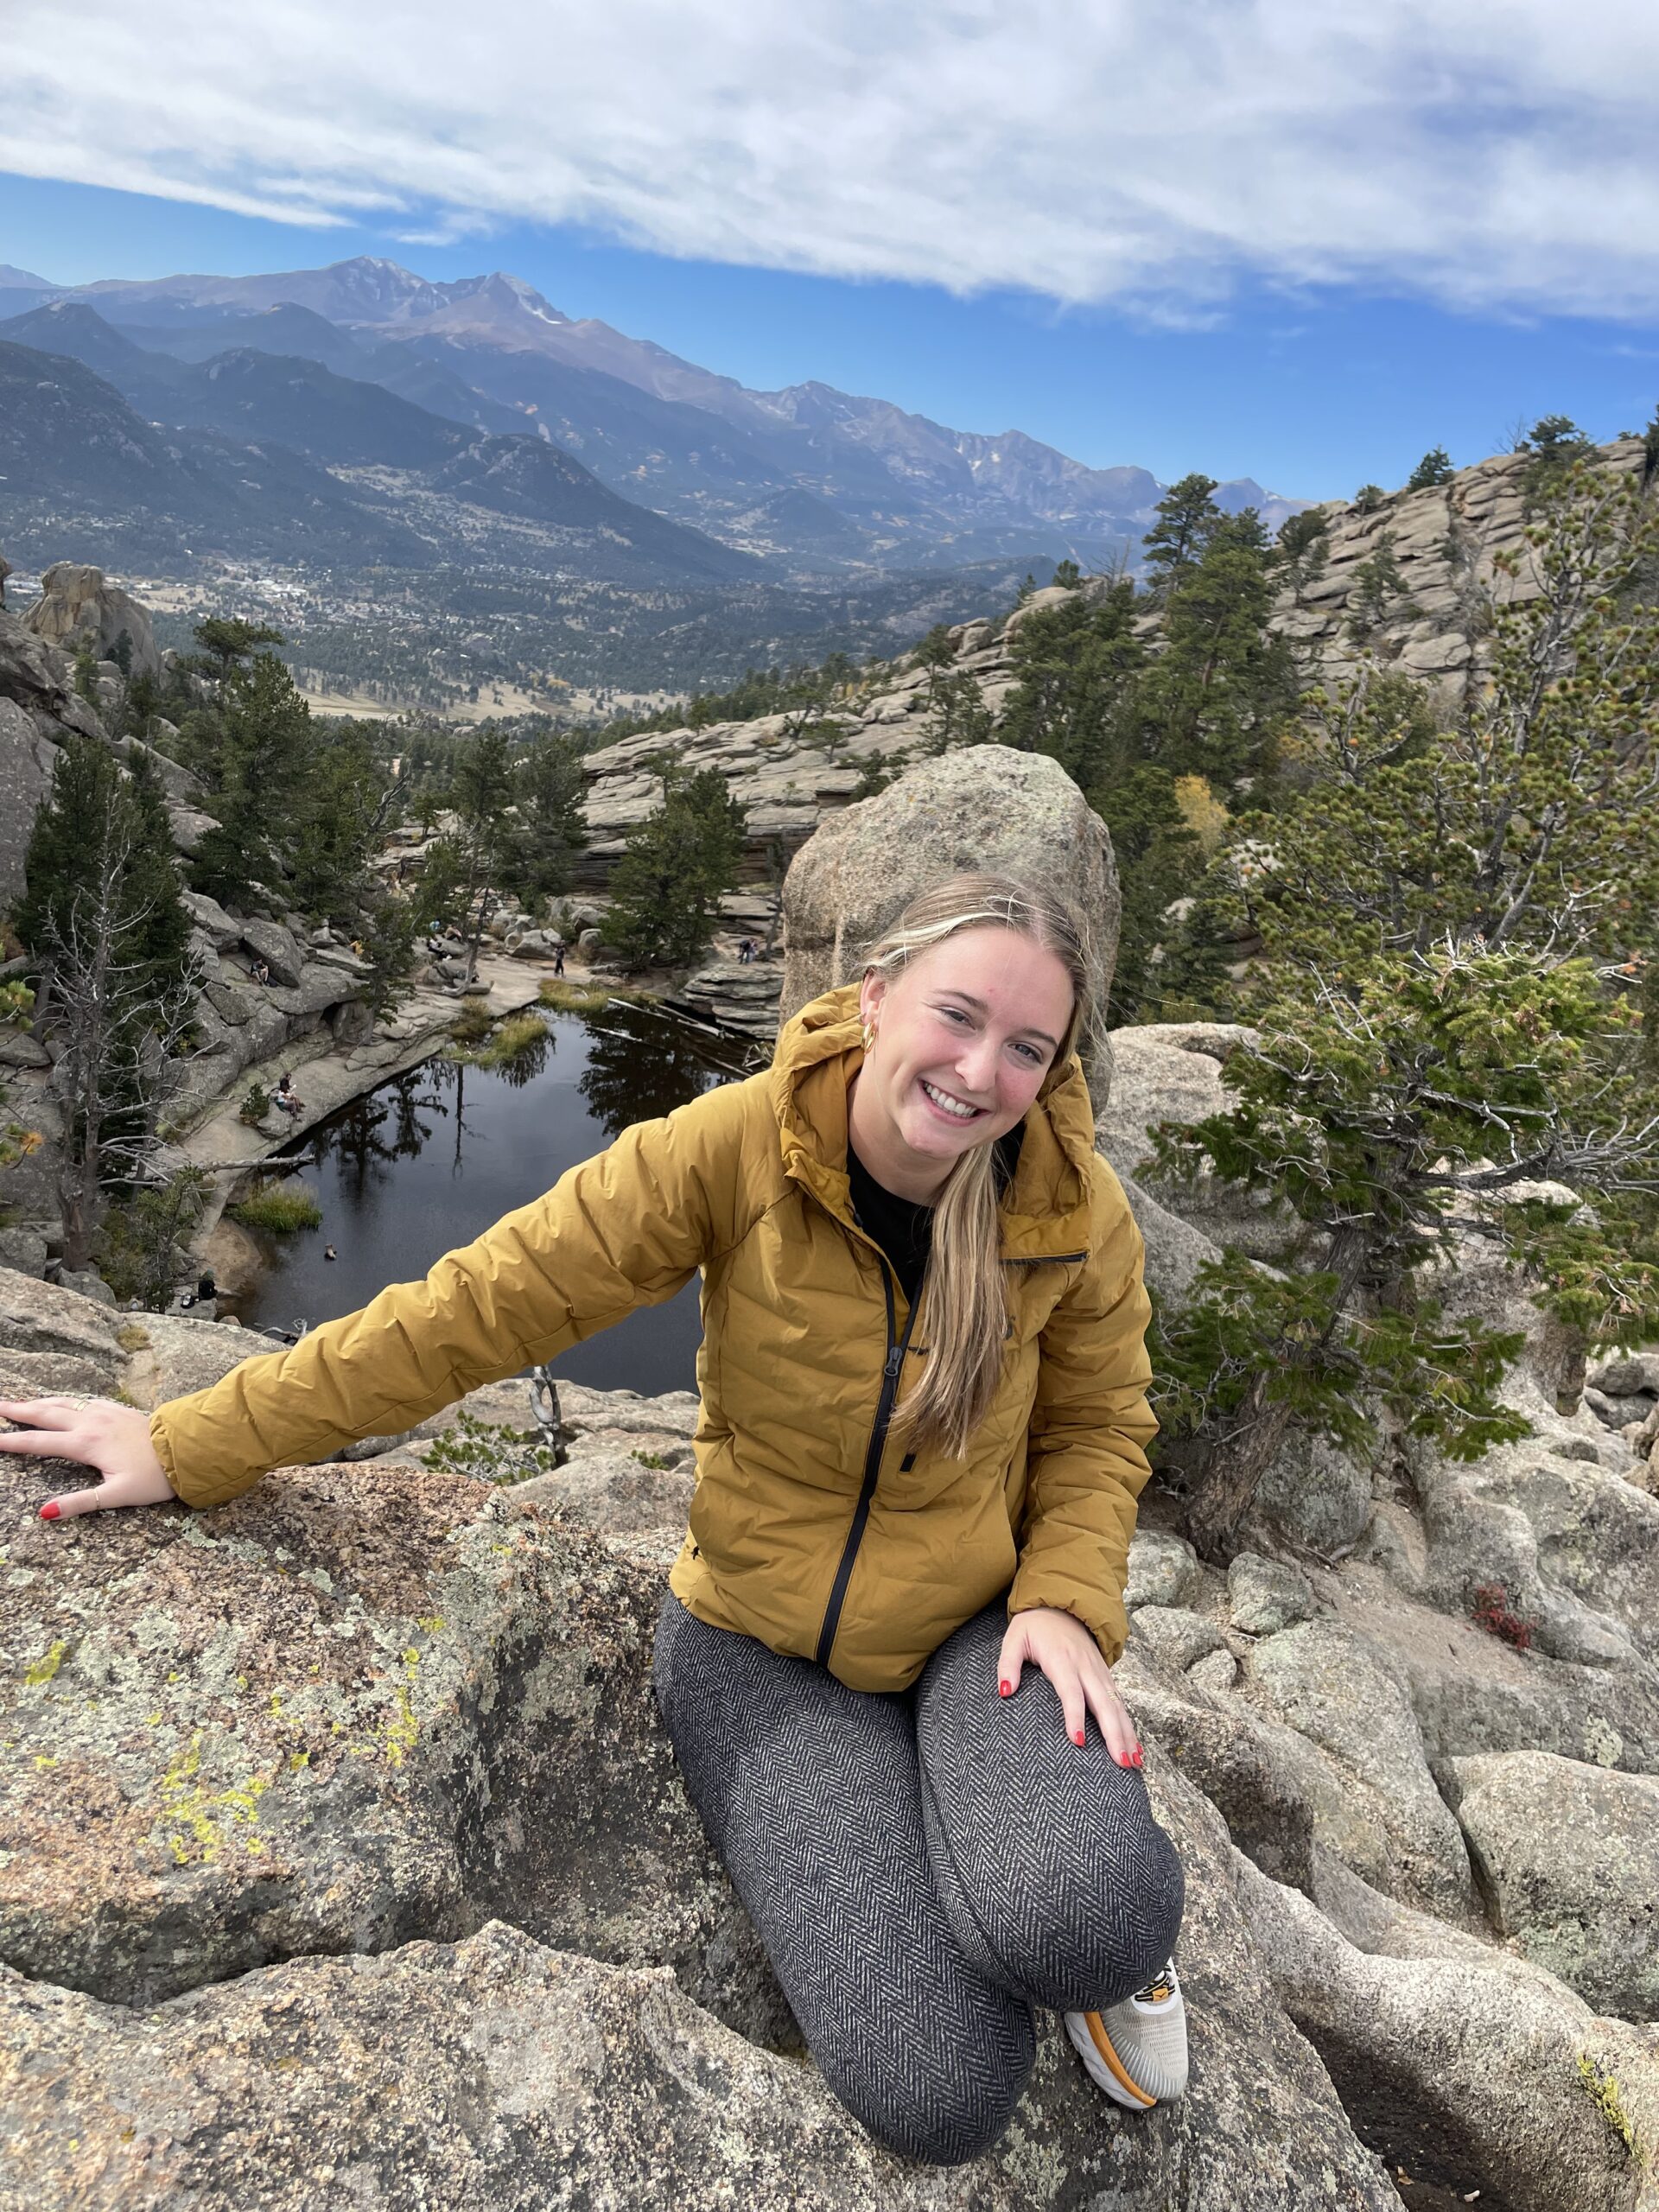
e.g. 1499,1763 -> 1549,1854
251,959 -> 271,988
273,1074 -> 303,1119
0,873 -> 1186,2158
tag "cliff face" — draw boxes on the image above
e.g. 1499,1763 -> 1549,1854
1271,436 -> 1650,693
576,436 -> 1655,881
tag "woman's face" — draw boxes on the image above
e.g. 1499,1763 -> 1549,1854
854,925 -> 1076,1196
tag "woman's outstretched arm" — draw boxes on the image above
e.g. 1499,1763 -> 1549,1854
0,1076 -> 760,1516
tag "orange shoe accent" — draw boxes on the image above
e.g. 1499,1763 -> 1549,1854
1083,2011 -> 1157,2107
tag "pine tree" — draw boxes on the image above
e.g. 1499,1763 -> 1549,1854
186,649 -> 316,906
503,732 -> 588,909
290,721 -> 391,920
1156,460 -> 1659,1558
1000,579 -> 1144,786
1141,475 -> 1221,601
603,762 -> 748,969
447,726 -> 518,978
1344,531 -> 1415,642
16,734 -> 198,1266
1406,447 -> 1455,491
1276,509 -> 1331,603
1135,511 -> 1301,786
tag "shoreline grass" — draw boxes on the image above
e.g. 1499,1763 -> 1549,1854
228,1179 -> 323,1235
472,1012 -> 550,1069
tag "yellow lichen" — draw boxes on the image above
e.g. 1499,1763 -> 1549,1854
384,1652 -> 421,1769
1577,2052 -> 1649,2168
23,1640 -> 68,1688
116,1324 -> 151,1353
154,1733 -> 275,1868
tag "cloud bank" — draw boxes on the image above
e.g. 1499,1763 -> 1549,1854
5,0 -> 1658,318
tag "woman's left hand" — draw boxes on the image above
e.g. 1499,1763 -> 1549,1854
997,1605 -> 1143,1768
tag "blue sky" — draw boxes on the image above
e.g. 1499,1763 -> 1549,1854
5,2 -> 1658,502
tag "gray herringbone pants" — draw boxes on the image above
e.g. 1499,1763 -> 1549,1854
653,1592 -> 1185,2165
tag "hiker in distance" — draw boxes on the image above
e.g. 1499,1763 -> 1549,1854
0,874 -> 1186,2161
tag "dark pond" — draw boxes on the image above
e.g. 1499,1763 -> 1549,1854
233,1000 -> 761,1395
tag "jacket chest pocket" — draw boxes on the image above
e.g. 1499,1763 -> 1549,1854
1003,1255 -> 1085,1346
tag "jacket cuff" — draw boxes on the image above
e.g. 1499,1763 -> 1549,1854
1007,1580 -> 1128,1669
148,1409 -> 187,1502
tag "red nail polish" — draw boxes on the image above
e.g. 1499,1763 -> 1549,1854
39,1501 -> 60,1521
1116,1751 -> 1133,1766
1073,1728 -> 1085,1746
998,1679 -> 1012,1696
1131,1747 -> 1144,1768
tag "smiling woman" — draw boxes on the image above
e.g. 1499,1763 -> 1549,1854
0,868 -> 1186,2158
849,879 -> 1091,1460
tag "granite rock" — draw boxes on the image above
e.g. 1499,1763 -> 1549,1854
1228,1552 -> 1319,1637
778,747 -> 1120,1103
1450,1751 -> 1659,2020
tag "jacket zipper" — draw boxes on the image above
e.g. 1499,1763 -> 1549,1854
809,1230 -> 1086,1668
816,1259 -> 920,1668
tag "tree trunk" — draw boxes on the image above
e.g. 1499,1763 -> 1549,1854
1185,1386 -> 1299,1563
1182,1229 -> 1373,1563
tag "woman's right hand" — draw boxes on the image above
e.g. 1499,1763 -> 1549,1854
0,1398 -> 176,1518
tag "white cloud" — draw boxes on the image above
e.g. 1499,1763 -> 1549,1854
4,0 -> 1658,317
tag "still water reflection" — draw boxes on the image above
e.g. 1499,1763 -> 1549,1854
236,1001 -> 760,1395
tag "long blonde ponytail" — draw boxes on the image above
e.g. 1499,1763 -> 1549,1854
861,875 -> 1097,1459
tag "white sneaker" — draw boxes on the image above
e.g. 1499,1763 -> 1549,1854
1064,1960 -> 1189,2109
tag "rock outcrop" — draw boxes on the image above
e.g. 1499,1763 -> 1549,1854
6,727 -> 1659,2204
4,1244 -> 1658,2206
778,745 -> 1121,1100
1448,1751 -> 1659,2021
564,441 -> 1652,928
0,572 -> 385,1249
21,562 -> 162,680
1270,438 -> 1649,696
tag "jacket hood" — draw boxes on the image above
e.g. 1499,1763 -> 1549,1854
769,983 -> 1096,1258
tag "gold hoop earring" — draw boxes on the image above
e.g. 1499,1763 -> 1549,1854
861,1020 -> 875,1052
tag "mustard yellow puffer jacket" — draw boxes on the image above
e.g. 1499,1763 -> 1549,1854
150,986 -> 1157,1690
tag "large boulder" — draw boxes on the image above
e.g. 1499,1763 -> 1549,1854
1405,1421 -> 1657,1671
779,747 -> 1120,1102
1449,1751 -> 1659,2021
0,1444 -> 1413,2208
118,1314 -> 259,1408
0,1458 -> 785,2043
1241,1620 -> 1477,1920
238,916 -> 305,989
22,563 -> 162,681
1334,1558 -> 1659,1779
0,1861 -> 1402,2212
1236,1849 -> 1659,2212
0,1264 -> 125,1395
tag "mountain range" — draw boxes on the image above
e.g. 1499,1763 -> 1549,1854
0,255 -> 1300,578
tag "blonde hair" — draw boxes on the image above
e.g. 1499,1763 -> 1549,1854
862,874 -> 1096,1459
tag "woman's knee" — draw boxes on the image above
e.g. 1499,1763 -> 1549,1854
1004,1780 -> 1185,2007
821,2010 -> 1035,2166
922,1748 -> 1185,2010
